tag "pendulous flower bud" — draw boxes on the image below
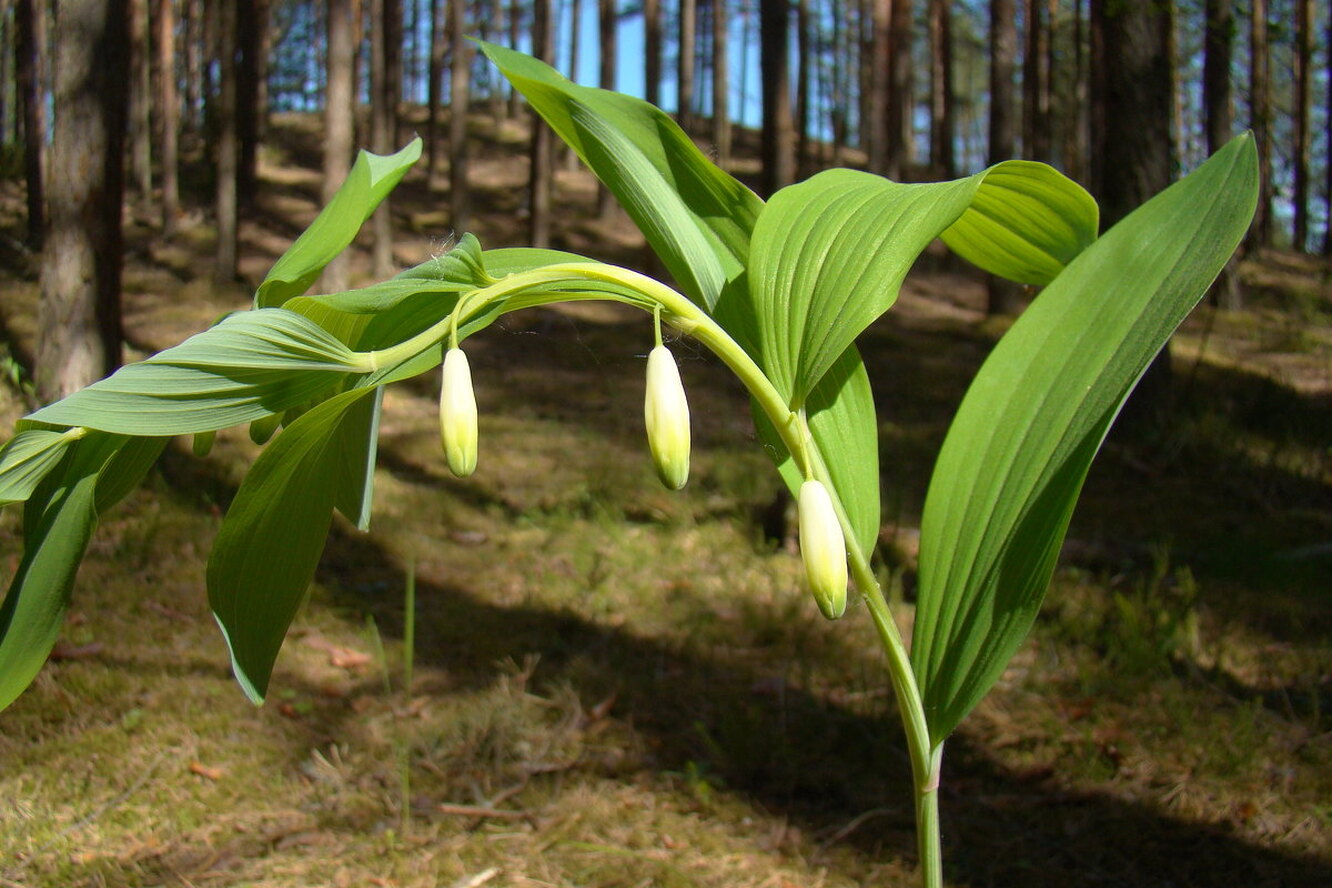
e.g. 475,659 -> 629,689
643,345 -> 691,490
798,479 -> 848,620
439,347 -> 478,478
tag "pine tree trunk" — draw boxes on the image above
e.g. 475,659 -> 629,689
679,0 -> 696,132
529,0 -> 554,247
214,0 -> 239,283
427,0 -> 445,182
1292,0 -> 1312,252
157,0 -> 179,237
987,0 -> 1022,315
1248,0 -> 1272,248
598,0 -> 619,216
795,0 -> 810,175
370,0 -> 395,278
865,0 -> 888,174
760,0 -> 794,197
1022,0 -> 1051,161
129,0 -> 152,204
321,0 -> 355,293
1091,0 -> 1176,421
885,0 -> 912,179
16,0 -> 43,248
1204,0 -> 1240,308
928,0 -> 954,178
645,0 -> 661,108
712,0 -> 730,168
37,0 -> 128,403
450,0 -> 472,231
237,0 -> 268,209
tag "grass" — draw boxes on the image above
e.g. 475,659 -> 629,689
0,112 -> 1330,886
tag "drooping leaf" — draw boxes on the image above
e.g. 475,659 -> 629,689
747,161 -> 1095,407
331,387 -> 384,530
941,160 -> 1099,286
208,386 -> 381,704
479,41 -> 761,311
754,346 -> 879,560
256,139 -> 423,309
0,432 -> 128,710
26,310 -> 364,436
911,134 -> 1259,747
0,427 -> 84,507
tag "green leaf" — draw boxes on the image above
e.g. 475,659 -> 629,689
208,387 -> 381,704
754,346 -> 879,559
0,427 -> 83,507
941,160 -> 1098,286
27,309 -> 364,436
911,134 -> 1259,747
331,387 -> 383,531
479,41 -> 761,311
0,432 -> 128,710
748,162 -> 1094,406
256,139 -> 423,309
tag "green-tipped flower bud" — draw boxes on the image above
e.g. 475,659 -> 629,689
249,412 -> 281,445
644,344 -> 691,490
798,479 -> 848,620
439,347 -> 478,478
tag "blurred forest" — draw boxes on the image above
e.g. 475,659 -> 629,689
0,0 -> 1327,399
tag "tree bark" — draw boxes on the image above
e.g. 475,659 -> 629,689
679,0 -> 696,132
369,0 -> 395,278
450,0 -> 472,231
237,0 -> 268,209
529,0 -> 554,247
759,0 -> 794,197
16,0 -> 44,248
987,0 -> 1021,315
37,0 -> 128,403
321,0 -> 355,293
1292,0 -> 1313,252
1248,0 -> 1272,248
1204,0 -> 1240,308
214,0 -> 239,283
885,0 -> 912,179
711,0 -> 731,168
427,0 -> 445,182
156,0 -> 179,237
645,0 -> 661,108
795,0 -> 810,174
928,0 -> 954,178
865,0 -> 888,174
1091,0 -> 1176,421
598,0 -> 619,215
129,0 -> 153,203
1022,0 -> 1051,161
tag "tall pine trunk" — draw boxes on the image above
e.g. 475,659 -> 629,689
16,0 -> 43,248
1204,0 -> 1240,308
759,0 -> 794,196
598,0 -> 619,215
450,0 -> 472,231
712,0 -> 730,168
987,0 -> 1022,315
679,0 -> 696,132
321,0 -> 355,293
1248,0 -> 1272,248
37,0 -> 128,403
928,0 -> 955,178
1292,0 -> 1313,252
529,0 -> 554,247
370,0 -> 395,278
214,0 -> 239,283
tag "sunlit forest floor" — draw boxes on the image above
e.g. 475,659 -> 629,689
0,110 -> 1328,887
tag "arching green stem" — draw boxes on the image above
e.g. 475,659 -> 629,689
351,259 -> 941,886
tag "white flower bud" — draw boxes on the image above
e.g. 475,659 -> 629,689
439,347 -> 478,478
644,345 -> 691,490
798,479 -> 848,620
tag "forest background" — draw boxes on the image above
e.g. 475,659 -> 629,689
0,1 -> 1328,887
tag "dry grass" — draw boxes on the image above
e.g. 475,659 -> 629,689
0,113 -> 1329,887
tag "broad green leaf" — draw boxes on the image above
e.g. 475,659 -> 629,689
941,160 -> 1098,286
208,387 -> 380,704
911,134 -> 1259,747
256,139 -> 423,309
754,346 -> 879,559
748,162 -> 1094,406
479,41 -> 761,311
331,387 -> 384,530
0,427 -> 83,506
0,432 -> 127,710
27,309 -> 363,436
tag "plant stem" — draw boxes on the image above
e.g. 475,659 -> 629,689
350,261 -> 943,884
